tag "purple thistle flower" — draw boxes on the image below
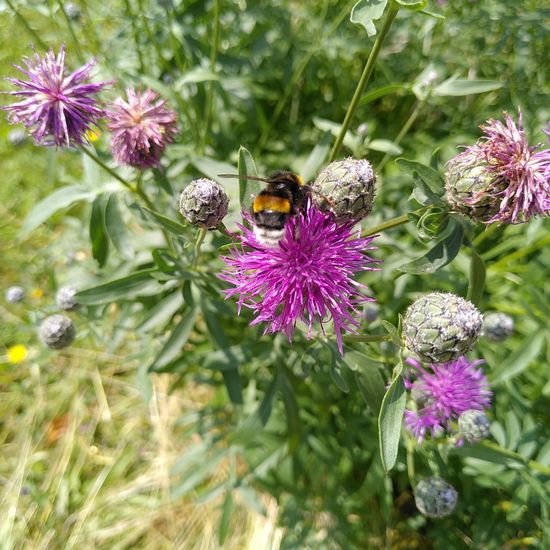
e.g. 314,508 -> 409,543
449,110 -> 550,224
220,202 -> 380,354
2,46 -> 109,147
107,88 -> 177,168
404,356 -> 491,443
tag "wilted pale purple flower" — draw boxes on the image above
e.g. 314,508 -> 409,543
220,202 -> 380,354
404,356 -> 491,443
447,110 -> 550,224
107,88 -> 177,168
2,46 -> 108,147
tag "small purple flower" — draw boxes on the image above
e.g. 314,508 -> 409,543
404,356 -> 491,443
449,110 -> 550,224
2,46 -> 108,147
107,88 -> 177,168
220,202 -> 380,354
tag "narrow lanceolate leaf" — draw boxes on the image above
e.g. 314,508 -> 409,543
467,248 -> 486,305
300,131 -> 331,182
149,308 -> 198,372
90,195 -> 109,267
433,78 -> 503,97
238,146 -> 261,212
104,193 -> 134,259
20,185 -> 96,236
398,219 -> 464,274
378,374 -> 406,473
142,207 -> 188,235
75,270 -> 158,305
395,158 -> 444,194
218,491 -> 234,546
350,0 -> 388,37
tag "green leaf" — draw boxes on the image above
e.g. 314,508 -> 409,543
451,442 -> 525,468
218,492 -> 234,546
355,370 -> 386,414
137,291 -> 184,333
350,0 -> 388,37
149,308 -> 198,371
398,219 -> 463,274
330,364 -> 350,393
299,131 -> 331,182
490,332 -> 545,385
238,146 -> 260,212
466,248 -> 486,305
395,158 -> 444,194
366,139 -> 403,155
141,207 -> 188,236
20,185 -> 96,236
395,0 -> 427,11
433,78 -> 503,97
104,193 -> 134,260
75,270 -> 158,305
90,195 -> 109,267
378,374 -> 406,473
358,83 -> 409,106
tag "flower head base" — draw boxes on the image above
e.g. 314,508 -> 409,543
179,178 -> 229,228
107,88 -> 177,168
458,409 -> 491,443
56,285 -> 79,311
3,46 -> 108,147
445,111 -> 550,224
414,477 -> 458,518
220,202 -> 380,354
403,292 -> 483,364
5,285 -> 25,304
312,158 -> 376,223
39,314 -> 76,349
482,312 -> 514,342
404,356 -> 491,442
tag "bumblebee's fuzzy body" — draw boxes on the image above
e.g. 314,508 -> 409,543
252,171 -> 308,247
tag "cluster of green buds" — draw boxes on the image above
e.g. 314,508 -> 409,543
311,157 -> 376,223
39,314 -> 76,350
414,476 -> 458,518
458,409 -> 491,443
402,292 -> 483,363
482,312 -> 514,342
179,178 -> 229,229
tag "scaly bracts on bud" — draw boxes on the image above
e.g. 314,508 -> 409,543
179,178 -> 229,228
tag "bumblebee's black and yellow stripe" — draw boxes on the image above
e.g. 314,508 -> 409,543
219,170 -> 309,247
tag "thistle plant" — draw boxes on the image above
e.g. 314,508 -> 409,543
414,477 -> 458,518
179,178 -> 229,229
39,314 -> 76,349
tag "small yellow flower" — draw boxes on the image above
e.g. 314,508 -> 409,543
7,344 -> 28,364
30,288 -> 44,299
85,129 -> 101,142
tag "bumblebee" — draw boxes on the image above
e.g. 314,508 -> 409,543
219,171 -> 309,247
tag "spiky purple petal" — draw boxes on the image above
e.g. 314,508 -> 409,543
404,356 -> 491,443
220,202 -> 380,354
2,46 -> 109,147
107,88 -> 177,168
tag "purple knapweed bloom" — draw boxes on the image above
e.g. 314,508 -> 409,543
2,46 -> 108,147
107,88 -> 177,168
404,356 -> 491,443
220,202 -> 380,354
447,110 -> 550,224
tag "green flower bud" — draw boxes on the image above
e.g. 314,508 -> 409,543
312,158 -> 376,223
458,409 -> 490,443
403,293 -> 483,364
179,178 -> 229,229
482,312 -> 514,342
56,285 -> 79,312
39,314 -> 76,349
414,476 -> 458,518
445,161 -> 505,223
6,286 -> 25,303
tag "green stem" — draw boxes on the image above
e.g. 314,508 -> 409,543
192,228 -> 208,268
6,0 -> 49,50
406,438 -> 416,488
377,100 -> 422,172
80,146 -> 134,190
328,2 -> 400,162
202,0 -> 221,152
362,213 -> 410,237
122,0 -> 145,74
136,0 -> 165,71
57,0 -> 85,64
343,334 -> 392,343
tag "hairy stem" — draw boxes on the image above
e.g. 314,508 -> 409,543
362,213 -> 410,237
329,2 -> 400,162
192,228 -> 208,268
